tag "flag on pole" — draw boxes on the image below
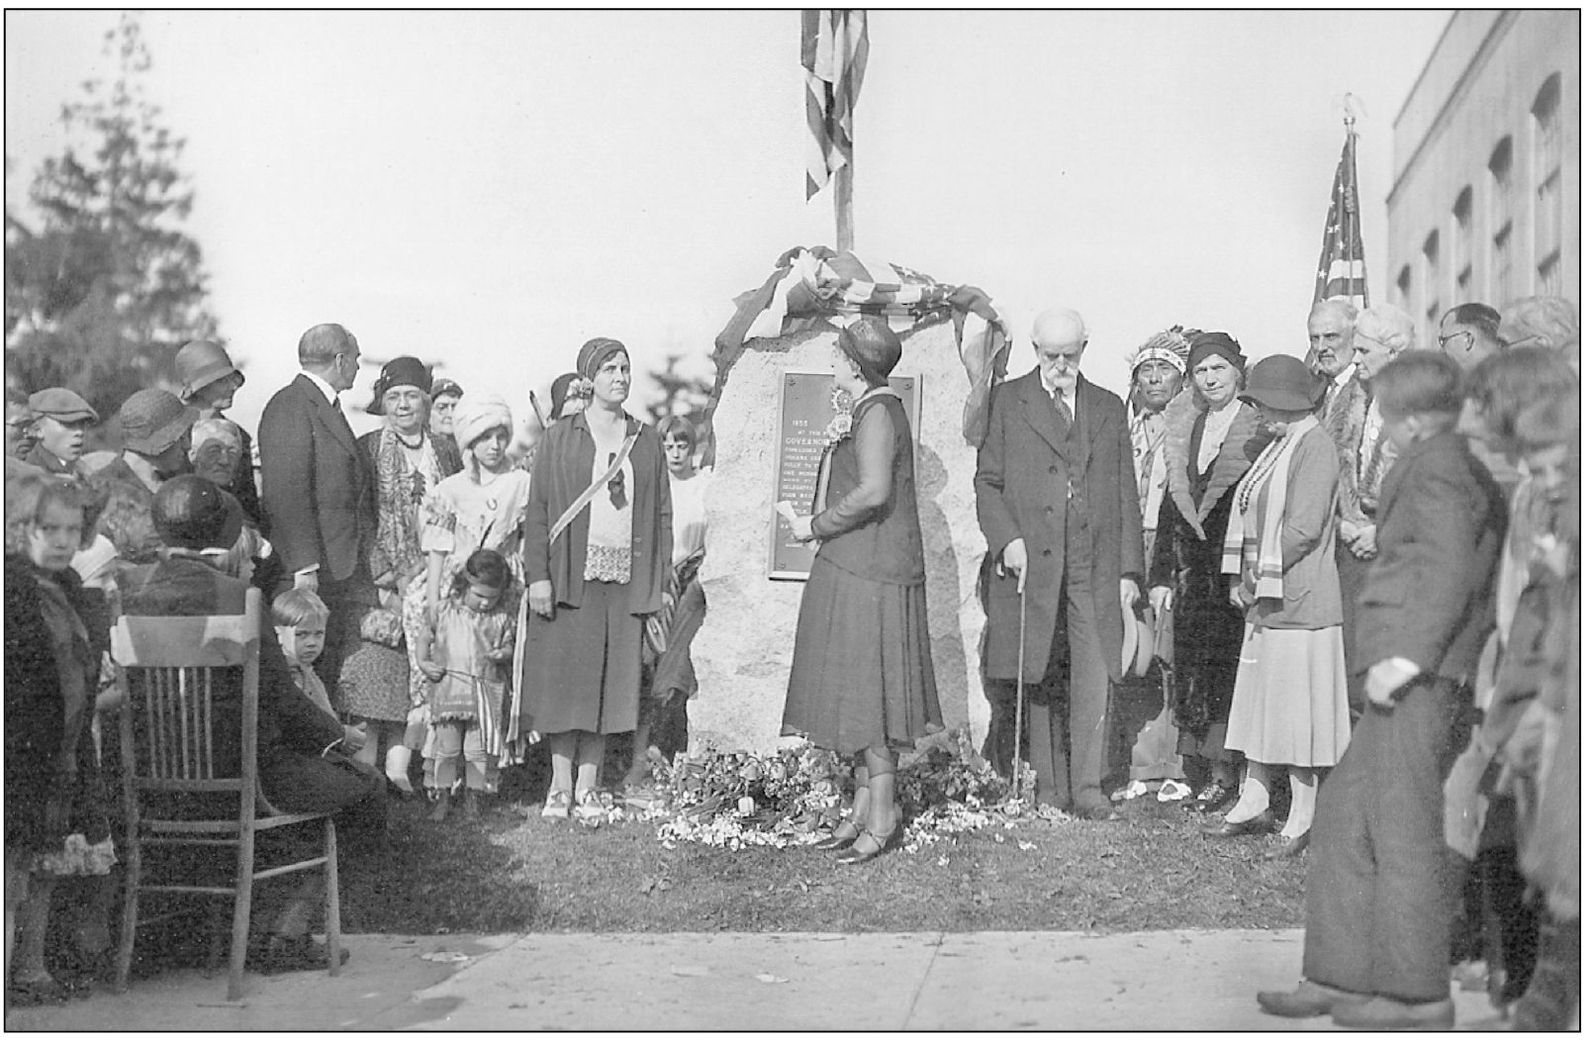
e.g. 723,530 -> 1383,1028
1313,130 -> 1369,308
802,10 -> 870,200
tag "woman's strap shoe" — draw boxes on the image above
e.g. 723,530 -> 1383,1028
814,819 -> 864,852
836,822 -> 901,866
1262,830 -> 1310,860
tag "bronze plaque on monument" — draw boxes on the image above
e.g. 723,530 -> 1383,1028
769,369 -> 921,580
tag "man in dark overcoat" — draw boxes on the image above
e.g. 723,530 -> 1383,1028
975,307 -> 1144,817
1259,351 -> 1506,1029
257,323 -> 376,689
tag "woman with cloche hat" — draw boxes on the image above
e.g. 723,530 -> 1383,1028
1146,332 -> 1272,813
343,357 -> 463,794
174,340 -> 263,524
779,317 -> 944,864
520,338 -> 672,823
1202,354 -> 1351,858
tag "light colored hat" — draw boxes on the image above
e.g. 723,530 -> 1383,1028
117,389 -> 198,456
28,387 -> 98,424
452,392 -> 514,451
174,340 -> 244,402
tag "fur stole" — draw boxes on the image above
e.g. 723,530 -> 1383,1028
1162,389 -> 1266,536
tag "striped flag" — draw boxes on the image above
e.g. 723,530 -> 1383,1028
802,10 -> 870,200
1313,131 -> 1369,308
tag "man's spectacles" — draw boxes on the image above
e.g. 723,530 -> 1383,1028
1438,330 -> 1474,352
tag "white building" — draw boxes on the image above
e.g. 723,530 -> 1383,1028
1386,9 -> 1578,345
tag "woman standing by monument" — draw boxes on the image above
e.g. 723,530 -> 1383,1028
522,339 -> 672,823
780,317 -> 943,865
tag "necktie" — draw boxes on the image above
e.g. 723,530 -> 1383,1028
1053,388 -> 1073,435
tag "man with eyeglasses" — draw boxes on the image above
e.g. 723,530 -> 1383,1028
258,323 -> 377,691
5,390 -> 38,463
1436,303 -> 1503,373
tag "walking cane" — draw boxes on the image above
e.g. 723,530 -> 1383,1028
1011,585 -> 1027,801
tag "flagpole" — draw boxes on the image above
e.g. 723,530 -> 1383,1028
1342,94 -> 1369,304
835,161 -> 855,253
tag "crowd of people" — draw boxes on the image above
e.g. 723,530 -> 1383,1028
3,328 -> 709,1001
2,288 -> 1578,1027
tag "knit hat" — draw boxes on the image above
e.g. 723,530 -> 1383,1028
366,356 -> 433,415
1185,332 -> 1246,375
430,377 -> 463,402
28,387 -> 99,425
838,316 -> 902,388
174,340 -> 244,402
452,392 -> 514,451
576,338 -> 627,380
116,389 -> 198,456
1130,328 -> 1191,376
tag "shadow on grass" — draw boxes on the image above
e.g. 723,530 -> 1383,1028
340,763 -> 1309,937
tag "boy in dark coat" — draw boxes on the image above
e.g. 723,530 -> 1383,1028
1259,351 -> 1506,1029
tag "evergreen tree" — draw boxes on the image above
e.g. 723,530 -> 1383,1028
5,13 -> 219,424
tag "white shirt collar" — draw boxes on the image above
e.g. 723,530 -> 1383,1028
301,369 -> 339,406
1330,363 -> 1357,392
1037,368 -> 1077,406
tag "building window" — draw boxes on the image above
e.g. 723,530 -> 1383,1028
1422,230 -> 1440,338
1494,222 -> 1513,304
1488,139 -> 1513,302
1532,75 -> 1562,297
1452,187 -> 1473,301
1396,264 -> 1413,316
1538,250 -> 1561,297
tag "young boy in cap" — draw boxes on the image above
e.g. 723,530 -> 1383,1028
25,388 -> 98,477
1259,351 -> 1507,1029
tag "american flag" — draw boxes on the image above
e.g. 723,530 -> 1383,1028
1313,132 -> 1369,309
802,10 -> 870,201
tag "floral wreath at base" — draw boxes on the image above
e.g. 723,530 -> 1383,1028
623,730 -> 1069,852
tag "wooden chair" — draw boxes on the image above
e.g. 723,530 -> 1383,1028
110,587 -> 341,1000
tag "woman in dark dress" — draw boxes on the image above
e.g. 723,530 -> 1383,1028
522,339 -> 672,822
1146,333 -> 1270,813
780,317 -> 942,865
350,357 -> 462,793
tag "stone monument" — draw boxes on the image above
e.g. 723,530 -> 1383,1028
692,321 -> 993,755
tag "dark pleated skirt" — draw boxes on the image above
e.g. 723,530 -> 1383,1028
521,578 -> 643,736
781,558 -> 943,755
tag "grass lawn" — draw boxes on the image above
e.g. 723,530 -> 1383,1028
339,768 -> 1309,936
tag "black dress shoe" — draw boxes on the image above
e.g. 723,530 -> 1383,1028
1201,809 -> 1275,837
1262,831 -> 1310,860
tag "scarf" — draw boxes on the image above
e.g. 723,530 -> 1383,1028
370,425 -> 441,587
1222,418 -> 1313,600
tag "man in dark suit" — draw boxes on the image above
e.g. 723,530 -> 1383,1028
1259,352 -> 1506,1030
257,323 -> 376,689
976,307 -> 1144,818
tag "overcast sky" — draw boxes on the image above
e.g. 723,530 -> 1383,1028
6,9 -> 1450,437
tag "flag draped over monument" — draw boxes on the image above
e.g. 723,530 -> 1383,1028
1313,130 -> 1369,308
802,10 -> 870,201
705,246 -> 1011,458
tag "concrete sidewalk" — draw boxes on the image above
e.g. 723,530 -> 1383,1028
6,929 -> 1506,1031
